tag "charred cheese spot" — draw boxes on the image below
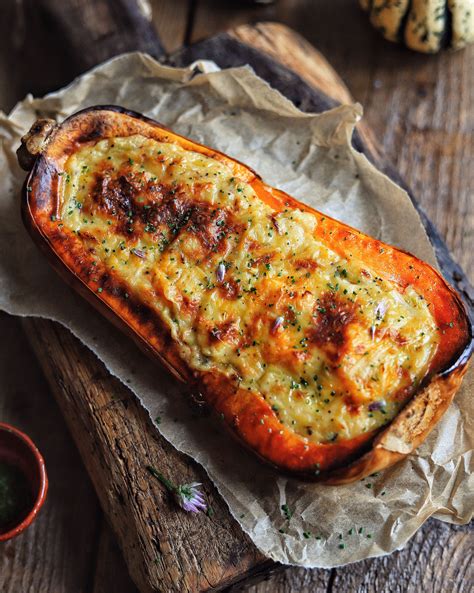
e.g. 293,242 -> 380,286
59,135 -> 440,444
308,293 -> 356,358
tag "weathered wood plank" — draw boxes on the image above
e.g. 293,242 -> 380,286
0,0 -> 166,111
190,0 -> 277,45
231,22 -> 353,105
32,0 -> 165,68
151,0 -> 192,53
148,0 -> 191,53
93,519 -> 140,593
228,22 -> 382,171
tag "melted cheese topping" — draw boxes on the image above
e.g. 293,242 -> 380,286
59,135 -> 440,444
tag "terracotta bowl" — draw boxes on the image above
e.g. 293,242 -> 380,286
0,423 -> 48,541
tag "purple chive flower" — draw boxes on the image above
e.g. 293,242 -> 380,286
131,248 -> 146,259
371,300 -> 388,339
368,400 -> 385,412
375,300 -> 388,320
176,483 -> 208,513
216,262 -> 226,283
146,466 -> 207,514
271,316 -> 284,335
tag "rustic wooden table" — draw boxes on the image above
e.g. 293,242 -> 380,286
0,1 -> 472,592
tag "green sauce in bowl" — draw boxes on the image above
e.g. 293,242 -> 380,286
0,462 -> 32,528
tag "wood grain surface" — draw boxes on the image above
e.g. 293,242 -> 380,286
22,317 -> 269,593
0,1 -> 472,592
0,313 -> 103,593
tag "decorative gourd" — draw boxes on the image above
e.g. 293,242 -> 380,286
360,0 -> 474,53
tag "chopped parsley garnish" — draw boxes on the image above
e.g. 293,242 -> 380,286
281,503 -> 292,521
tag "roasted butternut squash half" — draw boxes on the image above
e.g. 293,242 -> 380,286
18,106 -> 472,483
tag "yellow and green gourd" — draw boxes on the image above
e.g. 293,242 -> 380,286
360,0 -> 474,52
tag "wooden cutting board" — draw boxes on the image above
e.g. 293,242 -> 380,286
20,8 -> 473,593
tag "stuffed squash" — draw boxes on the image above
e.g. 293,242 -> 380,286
17,106 -> 472,483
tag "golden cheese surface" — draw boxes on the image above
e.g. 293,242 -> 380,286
59,134 -> 440,444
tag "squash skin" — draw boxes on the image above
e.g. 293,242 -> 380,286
18,106 -> 472,483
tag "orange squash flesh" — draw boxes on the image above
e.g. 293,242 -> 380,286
19,106 -> 472,482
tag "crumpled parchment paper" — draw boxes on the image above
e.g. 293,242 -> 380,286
0,53 -> 472,568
